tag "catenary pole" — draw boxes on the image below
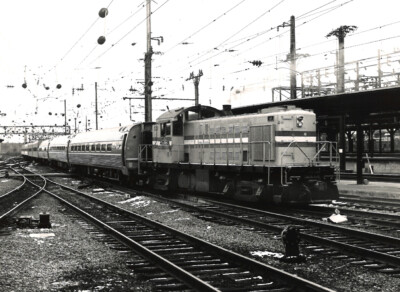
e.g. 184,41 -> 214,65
95,82 -> 98,130
290,16 -> 297,99
144,0 -> 153,122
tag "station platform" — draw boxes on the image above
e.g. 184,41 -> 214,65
337,179 -> 400,199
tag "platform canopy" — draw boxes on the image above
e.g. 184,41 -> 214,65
232,86 -> 400,119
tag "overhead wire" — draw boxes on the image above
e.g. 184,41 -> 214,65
156,0 -> 341,83
228,32 -> 400,77
178,0 -> 351,77
163,0 -> 248,55
187,0 -> 287,66
192,0 -> 356,77
50,0 -> 116,72
297,0 -> 337,19
87,0 -> 172,66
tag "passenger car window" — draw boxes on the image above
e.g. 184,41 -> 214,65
96,144 -> 101,151
101,144 -> 106,151
91,144 -> 95,151
107,144 -> 112,151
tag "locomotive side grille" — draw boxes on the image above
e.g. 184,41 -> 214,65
250,125 -> 275,161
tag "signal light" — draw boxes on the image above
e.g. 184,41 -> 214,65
249,60 -> 263,67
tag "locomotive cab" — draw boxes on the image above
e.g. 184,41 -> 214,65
152,105 -> 224,164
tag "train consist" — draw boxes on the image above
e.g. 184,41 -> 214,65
21,104 -> 339,204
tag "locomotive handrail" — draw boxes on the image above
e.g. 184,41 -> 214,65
279,140 -> 339,185
314,141 -> 340,181
280,141 -> 311,185
138,144 -> 153,174
313,141 -> 339,166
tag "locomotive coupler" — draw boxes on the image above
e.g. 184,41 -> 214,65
280,225 -> 306,263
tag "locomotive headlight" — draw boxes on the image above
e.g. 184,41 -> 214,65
296,116 -> 304,128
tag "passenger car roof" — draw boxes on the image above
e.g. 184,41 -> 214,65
70,124 -> 136,144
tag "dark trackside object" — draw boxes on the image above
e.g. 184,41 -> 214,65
281,225 -> 305,263
38,213 -> 51,228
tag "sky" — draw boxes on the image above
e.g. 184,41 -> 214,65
1,0 -> 400,142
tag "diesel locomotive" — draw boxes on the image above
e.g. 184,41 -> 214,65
21,104 -> 339,204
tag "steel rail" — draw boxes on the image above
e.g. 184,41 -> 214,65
111,185 -> 400,268
0,174 -> 26,199
0,168 -> 45,222
191,198 -> 400,267
40,186 -> 219,292
43,177 -> 335,292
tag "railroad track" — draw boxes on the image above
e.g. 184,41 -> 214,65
99,185 -> 400,276
9,166 -> 334,291
334,195 -> 400,212
340,173 -> 400,183
287,204 -> 400,237
0,167 -> 42,223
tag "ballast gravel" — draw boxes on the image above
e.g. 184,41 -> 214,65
0,182 -> 152,291
2,166 -> 399,291
75,181 -> 400,292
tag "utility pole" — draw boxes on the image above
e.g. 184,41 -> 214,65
289,16 -> 296,99
278,16 -> 297,99
377,49 -> 382,88
186,70 -> 203,106
326,25 -> 357,93
74,118 -> 77,134
64,100 -> 67,134
144,0 -> 153,122
95,82 -> 98,130
326,26 -> 357,172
